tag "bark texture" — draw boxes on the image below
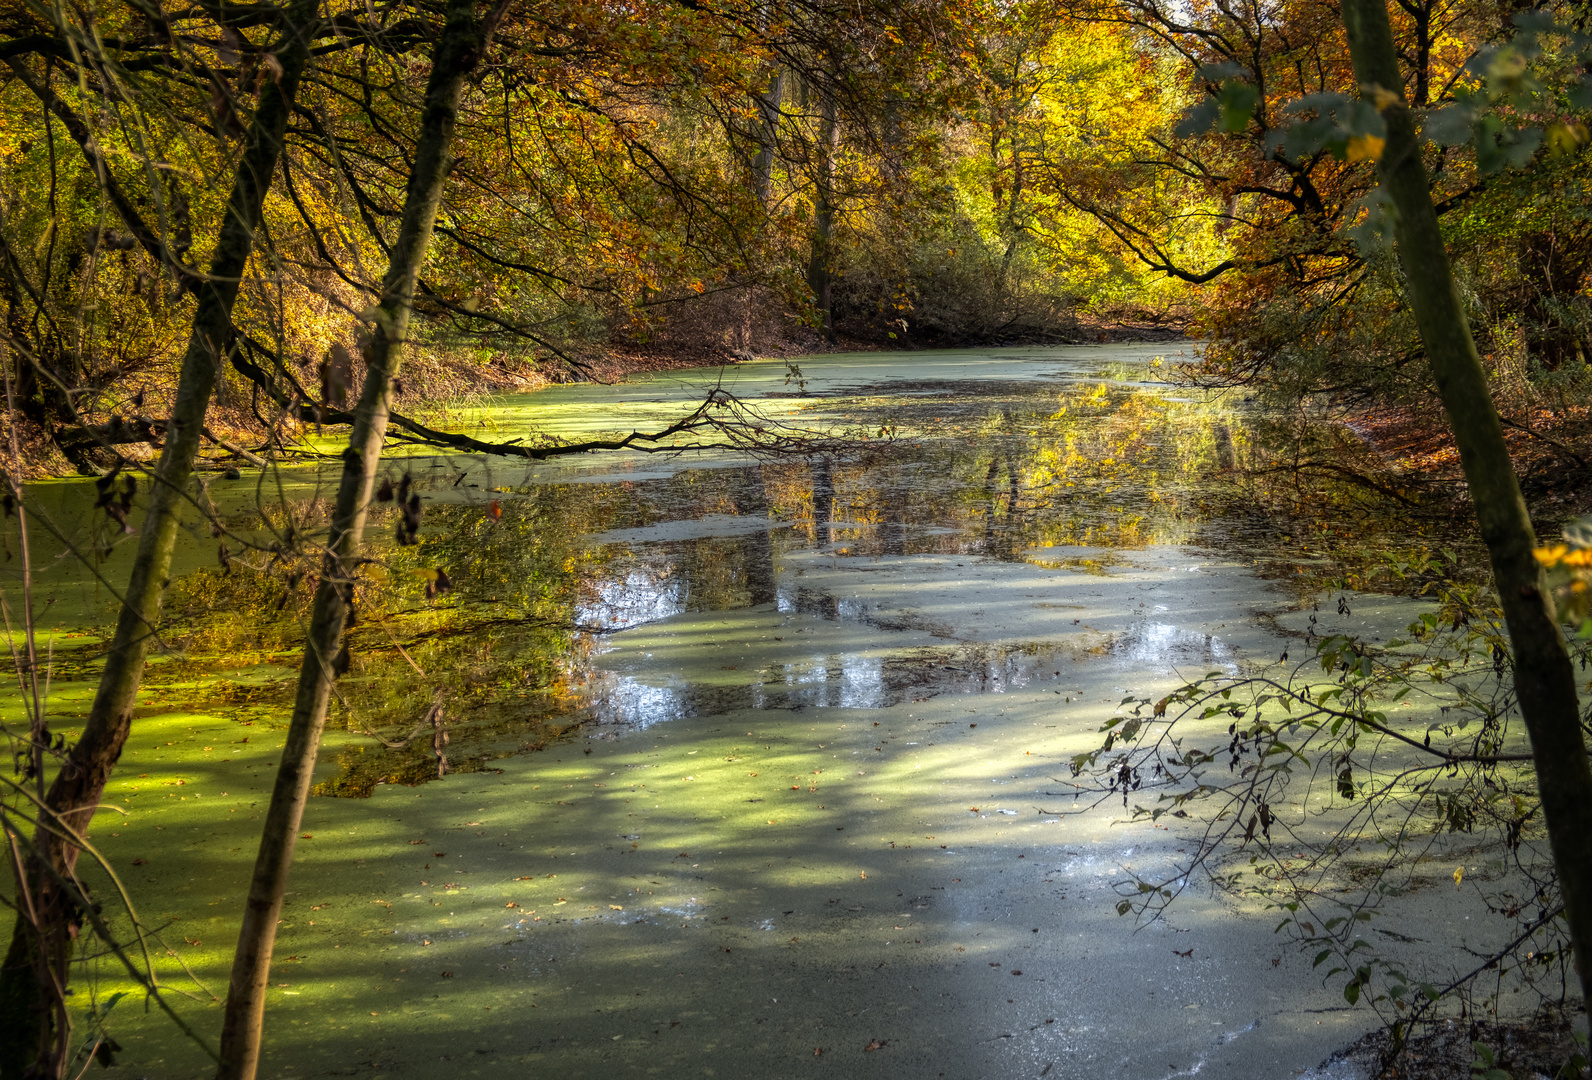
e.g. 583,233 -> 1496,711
1341,0 -> 1592,1013
0,4 -> 319,1075
806,91 -> 840,344
214,2 -> 501,1075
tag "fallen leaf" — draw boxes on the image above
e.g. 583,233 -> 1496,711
863,1039 -> 887,1052
441,971 -> 454,978
1174,948 -> 1193,958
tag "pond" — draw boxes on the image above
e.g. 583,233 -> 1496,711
4,345 -> 1518,1079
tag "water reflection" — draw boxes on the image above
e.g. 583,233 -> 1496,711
1107,621 -> 1241,672
11,345 -> 1425,795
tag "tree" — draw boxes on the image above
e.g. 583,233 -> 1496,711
0,0 -> 320,1070
1338,0 -> 1592,1017
214,0 -> 508,1072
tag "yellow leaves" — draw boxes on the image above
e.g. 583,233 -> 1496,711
1536,544 -> 1568,565
1453,866 -> 1464,886
1365,84 -> 1404,111
1345,135 -> 1386,163
1534,544 -> 1592,568
1547,122 -> 1590,156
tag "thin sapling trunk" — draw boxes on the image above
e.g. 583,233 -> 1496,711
215,2 -> 505,1075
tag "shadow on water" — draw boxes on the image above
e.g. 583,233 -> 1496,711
9,347 -> 1422,800
4,344 -> 1483,1080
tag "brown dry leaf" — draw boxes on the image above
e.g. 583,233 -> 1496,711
813,1047 -> 824,1056
863,1039 -> 887,1052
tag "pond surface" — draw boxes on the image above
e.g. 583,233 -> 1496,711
5,345 -> 1509,1079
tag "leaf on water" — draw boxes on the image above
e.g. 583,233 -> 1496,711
863,1039 -> 888,1052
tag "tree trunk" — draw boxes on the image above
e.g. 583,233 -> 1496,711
0,4 -> 318,1074
214,3 -> 502,1076
741,66 -> 784,349
752,69 -> 785,210
806,90 -> 839,344
1340,0 -> 1592,1017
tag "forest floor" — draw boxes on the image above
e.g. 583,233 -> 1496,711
1350,400 -> 1592,534
1317,1009 -> 1587,1079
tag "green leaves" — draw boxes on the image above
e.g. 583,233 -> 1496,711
1175,67 -> 1259,137
1469,1040 -> 1509,1080
1179,12 -> 1592,192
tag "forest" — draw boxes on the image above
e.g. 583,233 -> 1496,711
2,0 -> 1592,1076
